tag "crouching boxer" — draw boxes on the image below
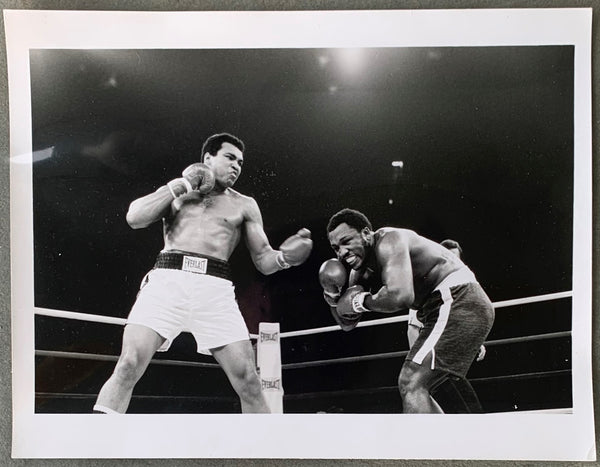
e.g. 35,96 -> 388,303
324,208 -> 494,414
94,132 -> 312,414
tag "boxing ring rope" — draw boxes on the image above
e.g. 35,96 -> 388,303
283,369 -> 572,400
35,349 -> 221,368
35,307 -> 127,326
281,331 -> 571,370
34,290 -> 573,341
33,332 -> 572,382
275,290 -> 572,339
34,331 -> 571,370
34,290 -> 573,413
34,290 -> 572,371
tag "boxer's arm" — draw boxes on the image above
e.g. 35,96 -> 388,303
244,197 -> 312,274
126,186 -> 175,229
243,197 -> 286,275
361,232 -> 415,313
348,269 -> 362,287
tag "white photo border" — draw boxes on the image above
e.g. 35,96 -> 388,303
6,8 -> 594,460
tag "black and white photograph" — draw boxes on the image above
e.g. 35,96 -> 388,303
5,8 -> 595,460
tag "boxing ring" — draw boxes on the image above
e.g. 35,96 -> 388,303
33,290 -> 574,414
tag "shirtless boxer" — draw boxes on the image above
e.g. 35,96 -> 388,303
319,208 -> 494,413
94,133 -> 312,414
405,239 -> 487,413
405,239 -> 464,348
408,239 -> 486,362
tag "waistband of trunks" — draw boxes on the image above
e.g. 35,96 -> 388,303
154,251 -> 232,281
434,267 -> 477,292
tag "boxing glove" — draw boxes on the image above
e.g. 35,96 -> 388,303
318,258 -> 348,307
337,285 -> 369,319
182,162 -> 216,194
277,228 -> 313,268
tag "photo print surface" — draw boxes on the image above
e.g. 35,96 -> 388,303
7,9 -> 594,460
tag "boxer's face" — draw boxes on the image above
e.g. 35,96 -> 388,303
328,223 -> 370,270
204,142 -> 244,188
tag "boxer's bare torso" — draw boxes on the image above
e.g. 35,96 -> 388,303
127,142 -> 280,274
330,224 -> 465,312
163,188 -> 252,261
358,227 -> 464,308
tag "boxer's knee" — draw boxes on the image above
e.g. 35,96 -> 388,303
232,364 -> 262,402
212,340 -> 265,403
399,359 -> 446,398
112,325 -> 163,387
240,377 -> 263,403
398,361 -> 425,398
113,349 -> 149,387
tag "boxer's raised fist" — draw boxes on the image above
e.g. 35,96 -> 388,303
182,163 -> 215,194
278,229 -> 313,268
318,259 -> 347,307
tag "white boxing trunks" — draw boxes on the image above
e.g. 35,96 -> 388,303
127,252 -> 250,355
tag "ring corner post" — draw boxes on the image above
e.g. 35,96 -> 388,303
257,322 -> 284,413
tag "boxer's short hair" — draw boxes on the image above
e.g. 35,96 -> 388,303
327,208 -> 373,233
202,133 -> 245,161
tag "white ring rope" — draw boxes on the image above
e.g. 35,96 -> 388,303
35,307 -> 127,326
490,290 -> 572,309
34,291 -> 573,377
34,290 -> 573,341
275,290 -> 572,339
33,290 -> 574,416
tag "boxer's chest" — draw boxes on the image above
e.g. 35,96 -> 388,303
183,193 -> 245,228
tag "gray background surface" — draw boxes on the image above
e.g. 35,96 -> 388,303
0,1 -> 597,465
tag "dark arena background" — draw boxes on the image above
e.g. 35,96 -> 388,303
31,47 -> 573,414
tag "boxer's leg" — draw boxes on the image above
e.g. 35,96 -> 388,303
94,324 -> 165,413
398,353 -> 447,413
211,340 -> 270,413
431,375 -> 483,413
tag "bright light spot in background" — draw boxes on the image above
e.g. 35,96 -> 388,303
12,146 -> 54,164
427,50 -> 443,61
392,161 -> 404,168
103,74 -> 118,88
318,55 -> 330,67
329,85 -> 338,94
337,48 -> 366,74
388,199 -> 394,205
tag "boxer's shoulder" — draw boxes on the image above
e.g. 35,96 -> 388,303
373,228 -> 412,256
219,188 -> 254,207
223,189 -> 263,221
375,227 -> 414,241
